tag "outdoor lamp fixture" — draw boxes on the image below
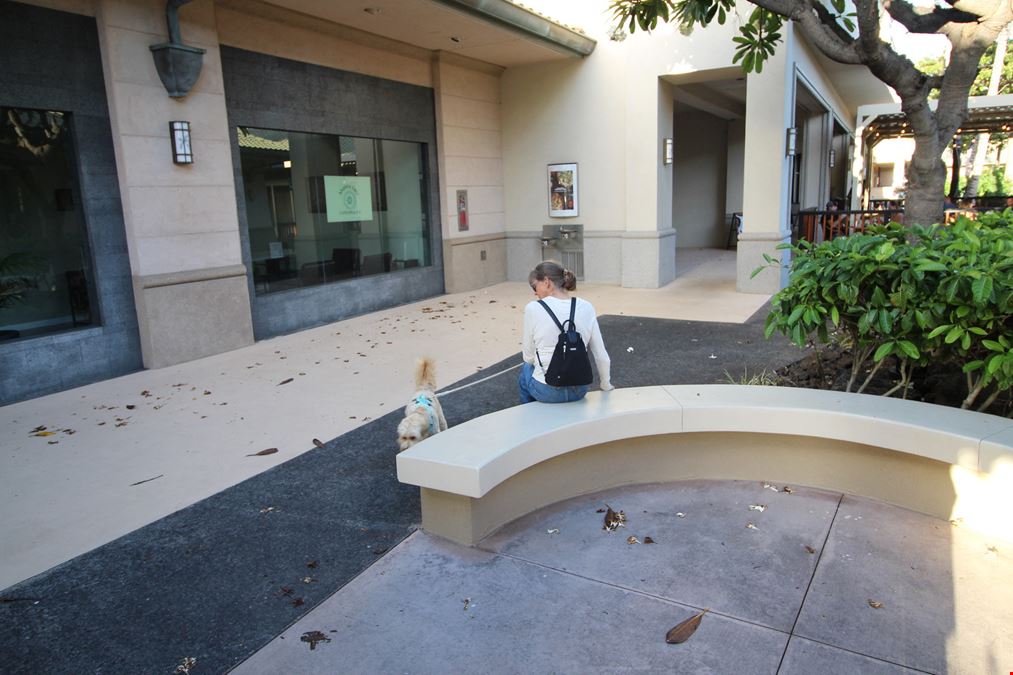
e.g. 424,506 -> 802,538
828,149 -> 836,168
785,127 -> 798,157
150,0 -> 205,98
663,137 -> 674,165
170,121 -> 193,164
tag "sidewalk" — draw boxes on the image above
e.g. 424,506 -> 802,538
1,248 -> 763,591
236,481 -> 1013,674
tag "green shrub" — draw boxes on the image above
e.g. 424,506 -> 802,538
758,214 -> 1013,411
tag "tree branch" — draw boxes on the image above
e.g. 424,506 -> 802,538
883,0 -> 980,34
748,0 -> 861,64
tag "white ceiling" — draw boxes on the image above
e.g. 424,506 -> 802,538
261,0 -> 574,67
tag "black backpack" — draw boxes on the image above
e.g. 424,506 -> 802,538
537,298 -> 593,387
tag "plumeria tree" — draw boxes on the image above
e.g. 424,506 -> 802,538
610,0 -> 1013,226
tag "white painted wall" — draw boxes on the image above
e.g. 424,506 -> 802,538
673,110 -> 728,248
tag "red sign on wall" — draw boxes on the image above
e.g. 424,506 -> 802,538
456,189 -> 469,231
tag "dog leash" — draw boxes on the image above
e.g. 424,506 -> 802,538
436,362 -> 522,397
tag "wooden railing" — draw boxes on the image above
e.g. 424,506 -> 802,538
796,209 -> 905,243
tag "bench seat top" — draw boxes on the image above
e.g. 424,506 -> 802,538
396,385 -> 1013,499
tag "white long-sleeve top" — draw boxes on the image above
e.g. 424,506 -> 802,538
522,296 -> 612,388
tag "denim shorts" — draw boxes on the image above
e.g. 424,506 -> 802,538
518,362 -> 588,404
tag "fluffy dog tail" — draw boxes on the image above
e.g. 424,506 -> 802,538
415,357 -> 437,391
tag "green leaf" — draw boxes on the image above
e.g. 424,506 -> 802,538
963,360 -> 984,373
945,326 -> 963,344
972,275 -> 993,304
927,325 -> 951,339
830,305 -> 840,326
873,342 -> 894,362
897,340 -> 920,359
913,260 -> 948,272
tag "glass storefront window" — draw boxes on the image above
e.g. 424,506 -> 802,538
237,127 -> 430,295
1,107 -> 95,341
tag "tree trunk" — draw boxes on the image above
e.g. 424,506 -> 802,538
963,134 -> 985,197
963,27 -> 1008,198
949,137 -> 962,200
906,132 -> 948,226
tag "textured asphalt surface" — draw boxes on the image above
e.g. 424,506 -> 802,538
0,308 -> 808,674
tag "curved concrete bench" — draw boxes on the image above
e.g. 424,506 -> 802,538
396,385 -> 1013,545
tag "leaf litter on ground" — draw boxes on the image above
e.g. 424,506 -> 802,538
666,608 -> 709,644
300,631 -> 331,650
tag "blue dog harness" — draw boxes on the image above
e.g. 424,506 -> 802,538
414,394 -> 440,436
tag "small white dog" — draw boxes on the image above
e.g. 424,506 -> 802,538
397,357 -> 447,451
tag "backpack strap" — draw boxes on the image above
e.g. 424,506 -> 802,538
537,299 -> 565,333
567,297 -> 576,331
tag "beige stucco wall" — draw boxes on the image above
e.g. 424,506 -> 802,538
501,0 -> 787,289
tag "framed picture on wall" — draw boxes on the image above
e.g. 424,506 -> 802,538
547,162 -> 578,217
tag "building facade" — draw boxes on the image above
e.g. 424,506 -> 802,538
0,0 -> 889,403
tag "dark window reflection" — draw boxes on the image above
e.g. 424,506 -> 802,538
237,127 -> 430,295
0,107 -> 95,341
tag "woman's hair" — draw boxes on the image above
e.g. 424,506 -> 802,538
529,260 -> 576,291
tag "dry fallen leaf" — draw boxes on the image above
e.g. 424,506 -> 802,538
868,599 -> 884,609
782,486 -> 794,494
280,586 -> 294,596
300,630 -> 330,650
306,560 -> 319,568
33,430 -> 57,437
312,438 -> 325,449
259,506 -> 276,514
762,482 -> 779,491
626,535 -> 640,545
804,545 -> 816,554
277,378 -> 294,386
302,576 -> 315,584
748,504 -> 767,512
126,404 -> 136,410
676,512 -> 686,518
546,528 -> 560,535
462,598 -> 471,611
666,609 -> 709,644
247,448 -> 278,457
643,536 -> 656,544
746,522 -> 758,530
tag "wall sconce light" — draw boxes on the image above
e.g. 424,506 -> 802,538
828,149 -> 836,168
663,137 -> 674,165
785,127 -> 797,157
170,121 -> 193,164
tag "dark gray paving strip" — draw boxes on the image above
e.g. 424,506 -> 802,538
0,315 -> 803,674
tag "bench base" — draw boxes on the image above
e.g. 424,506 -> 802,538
421,431 -> 1009,546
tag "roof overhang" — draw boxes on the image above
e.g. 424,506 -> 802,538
258,0 -> 595,68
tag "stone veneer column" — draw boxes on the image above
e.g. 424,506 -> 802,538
95,0 -> 252,368
737,29 -> 794,294
433,52 -> 507,294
